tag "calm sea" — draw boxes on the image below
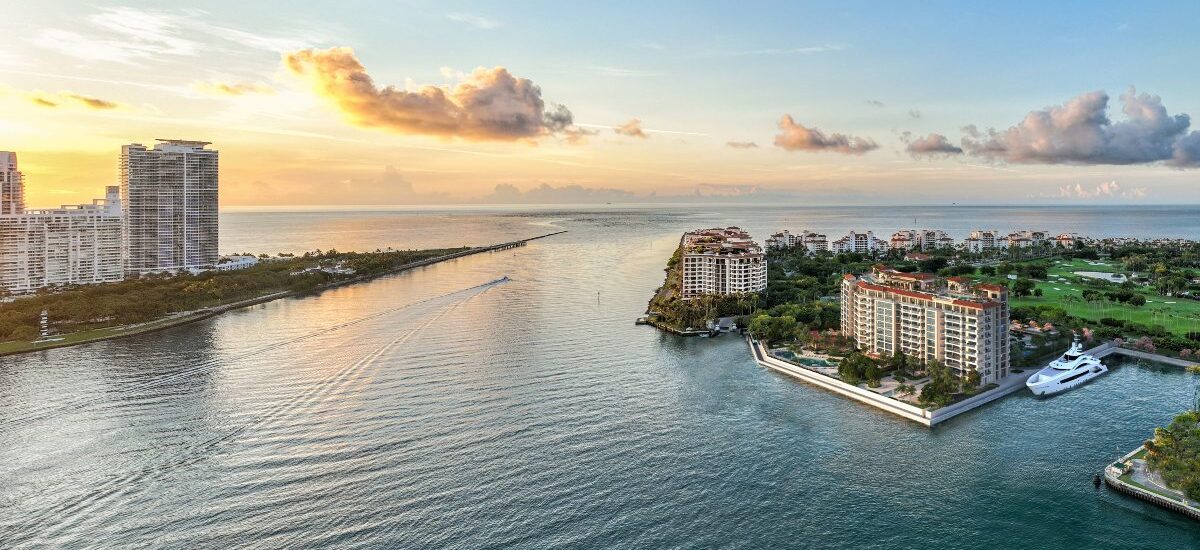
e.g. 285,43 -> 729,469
2,205 -> 1199,548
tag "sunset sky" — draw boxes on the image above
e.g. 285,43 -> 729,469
3,1 -> 1199,207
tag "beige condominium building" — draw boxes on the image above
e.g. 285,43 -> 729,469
680,227 -> 767,300
121,140 -> 219,275
841,266 -> 1010,386
0,186 -> 123,293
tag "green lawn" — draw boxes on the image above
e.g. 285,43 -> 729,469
995,258 -> 1200,336
0,310 -> 214,356
1119,472 -> 1181,500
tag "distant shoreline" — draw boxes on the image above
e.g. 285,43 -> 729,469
0,231 -> 565,358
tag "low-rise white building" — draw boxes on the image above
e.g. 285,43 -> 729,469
889,229 -> 955,251
1007,230 -> 1048,248
0,186 -> 123,294
765,229 -> 828,254
963,229 -> 1007,253
680,227 -> 767,300
831,230 -> 886,254
213,255 -> 259,272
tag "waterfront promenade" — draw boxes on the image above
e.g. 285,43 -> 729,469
1086,342 -> 1200,369
1105,446 -> 1200,522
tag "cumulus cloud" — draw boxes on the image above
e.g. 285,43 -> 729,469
773,115 -> 878,154
726,141 -> 759,149
29,91 -> 120,109
193,81 -> 275,96
614,118 -> 648,138
284,47 -> 580,142
959,88 -> 1200,168
901,131 -> 963,156
1055,180 -> 1147,200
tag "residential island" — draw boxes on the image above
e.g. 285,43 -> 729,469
648,224 -> 1200,517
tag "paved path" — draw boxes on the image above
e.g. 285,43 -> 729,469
1131,459 -> 1199,507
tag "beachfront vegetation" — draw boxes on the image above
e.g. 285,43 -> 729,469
1144,409 -> 1200,500
0,247 -> 466,343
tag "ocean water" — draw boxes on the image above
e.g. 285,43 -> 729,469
2,205 -> 1199,548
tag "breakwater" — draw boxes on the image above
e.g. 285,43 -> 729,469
0,231 -> 565,357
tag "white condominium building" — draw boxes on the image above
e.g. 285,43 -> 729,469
765,229 -> 828,254
831,230 -> 886,254
0,186 -> 123,293
121,140 -> 219,274
1,151 -> 24,215
889,229 -> 954,250
680,227 -> 767,300
840,267 -> 1010,386
1006,230 -> 1048,248
963,229 -> 1006,253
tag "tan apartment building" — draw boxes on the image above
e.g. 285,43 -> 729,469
840,266 -> 1010,386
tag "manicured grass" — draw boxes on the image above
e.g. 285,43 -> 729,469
994,258 -> 1200,336
0,311 -> 214,356
1120,471 -> 1186,501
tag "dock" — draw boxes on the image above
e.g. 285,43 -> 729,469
1084,341 -> 1200,369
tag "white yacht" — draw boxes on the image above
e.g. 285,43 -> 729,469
1025,338 -> 1108,396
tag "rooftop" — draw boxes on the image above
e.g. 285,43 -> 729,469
849,268 -> 1006,310
682,227 -> 763,256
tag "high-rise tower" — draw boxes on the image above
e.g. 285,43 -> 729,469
120,140 -> 218,274
1,151 -> 25,215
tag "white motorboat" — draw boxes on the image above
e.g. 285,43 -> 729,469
1026,338 -> 1108,396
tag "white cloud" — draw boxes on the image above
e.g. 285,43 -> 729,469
446,13 -> 503,29
591,66 -> 662,77
724,45 -> 845,56
33,6 -> 328,64
1054,180 -> 1148,200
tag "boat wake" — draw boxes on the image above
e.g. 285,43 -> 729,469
3,279 -> 505,543
1,277 -> 510,432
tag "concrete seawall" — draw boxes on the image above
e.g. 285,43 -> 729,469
1105,446 -> 1200,522
749,338 -> 1039,427
750,337 -> 1198,428
749,338 -> 934,425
